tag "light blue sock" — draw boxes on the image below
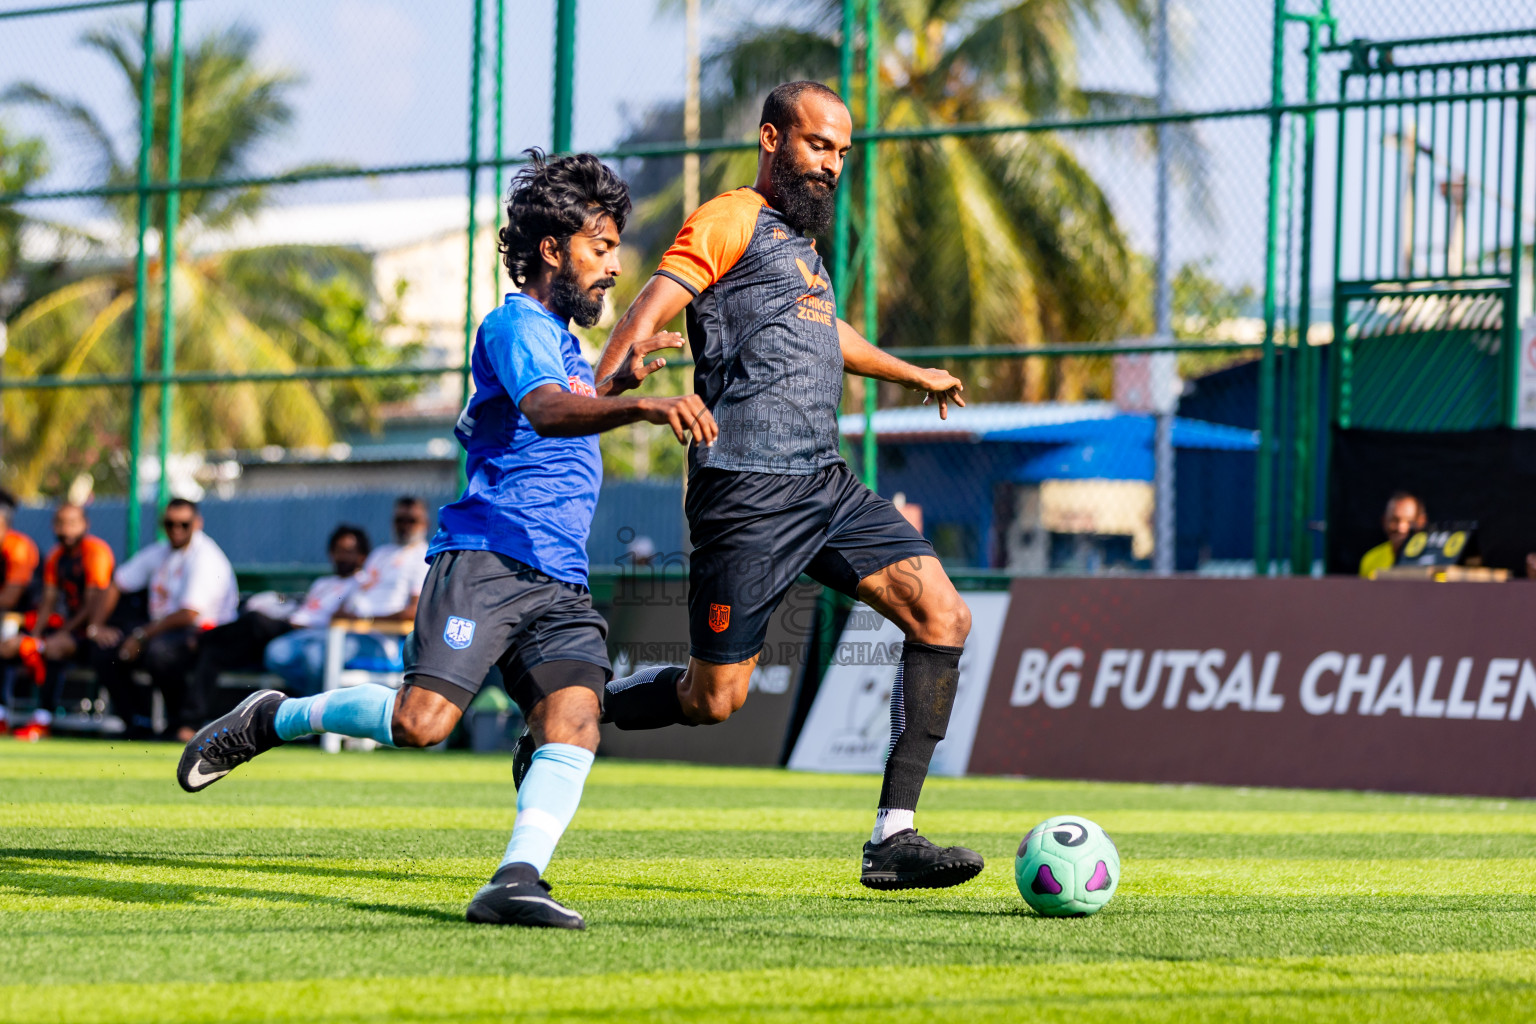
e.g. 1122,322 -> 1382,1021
273,685 -> 398,746
500,743 -> 595,875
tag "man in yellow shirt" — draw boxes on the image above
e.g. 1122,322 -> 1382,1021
1359,491 -> 1427,577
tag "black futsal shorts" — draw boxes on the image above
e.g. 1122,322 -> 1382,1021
685,462 -> 935,664
405,549 -> 610,715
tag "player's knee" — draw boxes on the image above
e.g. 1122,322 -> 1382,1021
680,685 -> 741,725
531,690 -> 602,749
908,590 -> 970,647
949,596 -> 973,643
391,707 -> 456,748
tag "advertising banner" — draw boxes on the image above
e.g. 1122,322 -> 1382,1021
596,575 -> 818,766
787,594 -> 1011,777
967,577 -> 1536,796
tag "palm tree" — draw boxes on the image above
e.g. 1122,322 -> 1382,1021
0,122 -> 46,293
637,0 -> 1207,403
1,21 -> 420,497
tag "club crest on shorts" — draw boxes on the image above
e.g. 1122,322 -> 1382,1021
708,603 -> 730,633
443,616 -> 476,650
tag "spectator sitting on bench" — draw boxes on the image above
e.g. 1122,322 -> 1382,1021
92,498 -> 238,739
0,490 -> 39,625
0,488 -> 41,738
180,524 -> 372,738
0,503 -> 101,740
263,496 -> 430,692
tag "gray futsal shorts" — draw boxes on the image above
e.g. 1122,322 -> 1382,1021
405,549 -> 610,715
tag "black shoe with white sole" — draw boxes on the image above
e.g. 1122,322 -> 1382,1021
465,862 -> 585,929
860,829 -> 985,890
177,689 -> 286,793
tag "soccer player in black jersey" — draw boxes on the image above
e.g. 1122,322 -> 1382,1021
588,81 -> 983,890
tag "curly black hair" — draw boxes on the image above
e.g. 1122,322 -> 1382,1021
498,149 -> 632,285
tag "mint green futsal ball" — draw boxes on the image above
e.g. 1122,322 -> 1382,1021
1015,815 -> 1120,917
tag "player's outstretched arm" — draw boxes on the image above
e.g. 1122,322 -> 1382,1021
594,275 -> 696,395
520,383 -> 718,445
836,318 -> 966,420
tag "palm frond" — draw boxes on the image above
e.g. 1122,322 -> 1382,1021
704,25 -> 841,110
1,82 -> 123,177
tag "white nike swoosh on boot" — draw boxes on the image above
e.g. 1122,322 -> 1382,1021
184,762 -> 229,788
503,895 -> 583,919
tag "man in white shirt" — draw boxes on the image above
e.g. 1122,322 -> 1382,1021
263,497 -> 430,692
180,525 -> 371,737
89,498 -> 238,739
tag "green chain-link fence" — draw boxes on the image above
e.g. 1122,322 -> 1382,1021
0,0 -> 1532,575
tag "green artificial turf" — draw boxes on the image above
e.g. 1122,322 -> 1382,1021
3,740 -> 1536,1022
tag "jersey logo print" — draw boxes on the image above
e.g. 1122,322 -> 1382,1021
793,258 -> 836,326
444,616 -> 477,650
772,228 -> 788,240
567,375 -> 597,397
708,603 -> 731,633
795,258 -> 828,292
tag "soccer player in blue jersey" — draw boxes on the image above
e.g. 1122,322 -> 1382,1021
177,150 -> 715,930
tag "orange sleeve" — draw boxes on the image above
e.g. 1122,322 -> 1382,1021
3,533 -> 38,587
82,537 -> 115,589
654,188 -> 766,295
42,547 -> 61,588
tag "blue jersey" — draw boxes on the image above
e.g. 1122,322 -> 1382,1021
429,292 -> 602,585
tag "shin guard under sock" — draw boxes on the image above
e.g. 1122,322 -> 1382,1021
602,665 -> 689,730
273,684 -> 398,746
877,641 -> 963,811
500,743 -> 594,875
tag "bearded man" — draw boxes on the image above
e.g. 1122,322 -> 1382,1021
586,81 -> 985,891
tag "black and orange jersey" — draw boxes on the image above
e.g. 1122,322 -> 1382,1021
42,534 -> 114,618
0,529 -> 39,592
655,187 -> 844,476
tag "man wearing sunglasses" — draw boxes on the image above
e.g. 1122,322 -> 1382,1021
89,498 -> 237,739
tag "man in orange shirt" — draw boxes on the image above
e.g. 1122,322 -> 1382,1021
0,489 -> 41,736
590,82 -> 981,890
0,503 -> 113,740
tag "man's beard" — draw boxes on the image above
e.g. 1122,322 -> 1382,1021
550,261 -> 612,328
771,153 -> 838,234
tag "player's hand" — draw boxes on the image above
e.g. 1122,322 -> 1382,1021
640,394 -> 718,446
90,625 -> 121,648
119,636 -> 142,661
907,368 -> 966,419
601,332 -> 686,395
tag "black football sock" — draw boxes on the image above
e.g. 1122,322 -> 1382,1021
877,641 -> 963,813
602,665 -> 690,730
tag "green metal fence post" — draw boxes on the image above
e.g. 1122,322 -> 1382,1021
1255,0 -> 1286,576
126,0 -> 157,556
156,0 -> 184,519
460,0 -> 484,491
861,0 -> 878,491
832,0 -> 855,309
552,0 -> 576,153
1289,18 -> 1320,574
490,0 -> 505,303
1506,77 -> 1529,425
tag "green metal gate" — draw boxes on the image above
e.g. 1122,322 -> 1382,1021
1331,41 -> 1534,431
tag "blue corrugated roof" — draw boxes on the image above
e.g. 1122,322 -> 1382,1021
998,413 -> 1257,482
983,413 -> 1259,451
1014,442 -> 1154,482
